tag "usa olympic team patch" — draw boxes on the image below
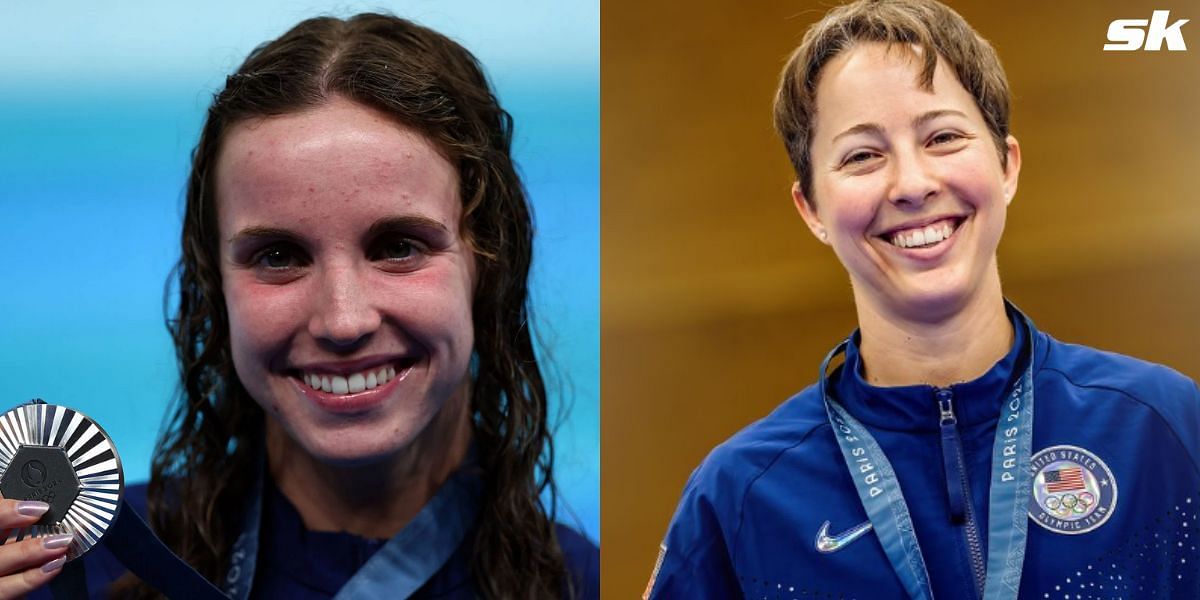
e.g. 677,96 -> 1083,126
1029,445 -> 1117,535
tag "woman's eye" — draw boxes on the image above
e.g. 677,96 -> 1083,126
841,151 -> 878,168
371,236 -> 429,268
379,239 -> 416,260
930,131 -> 963,146
244,243 -> 308,283
255,245 -> 303,269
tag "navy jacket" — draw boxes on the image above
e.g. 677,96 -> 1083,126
649,320 -> 1200,598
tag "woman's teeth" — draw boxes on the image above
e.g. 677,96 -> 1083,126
303,365 -> 398,395
889,220 -> 956,249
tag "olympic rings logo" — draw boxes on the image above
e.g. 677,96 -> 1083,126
1042,491 -> 1097,517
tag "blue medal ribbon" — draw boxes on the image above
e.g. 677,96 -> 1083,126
819,309 -> 1036,600
223,463 -> 264,599
225,462 -> 483,599
825,395 -> 932,599
983,360 -> 1035,599
334,471 -> 481,599
18,403 -> 481,600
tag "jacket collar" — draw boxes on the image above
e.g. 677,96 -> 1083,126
830,303 -> 1030,433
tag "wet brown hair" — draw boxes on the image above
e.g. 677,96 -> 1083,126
128,13 -> 569,599
773,0 -> 1010,202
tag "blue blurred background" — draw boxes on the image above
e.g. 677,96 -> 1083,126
0,1 -> 598,542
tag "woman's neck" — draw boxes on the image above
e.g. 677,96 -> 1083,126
265,383 -> 473,538
855,284 -> 1013,388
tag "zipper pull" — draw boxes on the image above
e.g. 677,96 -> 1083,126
937,388 -> 966,523
937,388 -> 956,426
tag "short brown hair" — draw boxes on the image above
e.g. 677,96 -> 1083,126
773,0 -> 1010,201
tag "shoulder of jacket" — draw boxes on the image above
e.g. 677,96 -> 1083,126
1036,331 -> 1196,401
684,383 -> 830,507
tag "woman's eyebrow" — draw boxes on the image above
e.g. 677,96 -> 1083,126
226,216 -> 452,247
831,109 -> 970,144
832,122 -> 884,144
365,215 -> 451,239
913,109 -> 968,129
227,226 -> 298,245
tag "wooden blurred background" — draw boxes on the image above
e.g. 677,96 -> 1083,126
601,0 -> 1200,597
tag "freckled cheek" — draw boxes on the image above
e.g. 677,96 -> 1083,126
223,276 -> 308,364
377,271 -> 475,351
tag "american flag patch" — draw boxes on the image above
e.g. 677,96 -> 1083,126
1045,466 -> 1086,493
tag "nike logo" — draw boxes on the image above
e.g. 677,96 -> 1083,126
814,519 -> 873,553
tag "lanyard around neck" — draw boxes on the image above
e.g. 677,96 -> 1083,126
818,312 -> 1036,600
224,460 -> 483,600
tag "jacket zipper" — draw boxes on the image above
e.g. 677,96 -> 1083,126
936,388 -> 986,599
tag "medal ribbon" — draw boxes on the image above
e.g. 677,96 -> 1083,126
224,456 -> 482,600
819,309 -> 1036,600
46,436 -> 480,600
333,471 -> 481,599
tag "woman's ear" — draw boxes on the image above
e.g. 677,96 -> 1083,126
792,182 -> 829,244
1002,135 -> 1022,206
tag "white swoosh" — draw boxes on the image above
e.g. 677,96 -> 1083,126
814,519 -> 874,553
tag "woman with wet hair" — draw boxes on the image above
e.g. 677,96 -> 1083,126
13,12 -> 596,600
648,1 -> 1200,598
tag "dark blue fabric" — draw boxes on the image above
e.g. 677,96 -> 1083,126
251,476 -> 388,597
650,313 -> 1200,599
31,481 -> 598,599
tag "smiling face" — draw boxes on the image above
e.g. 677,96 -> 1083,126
216,96 -> 476,465
794,42 -> 1021,322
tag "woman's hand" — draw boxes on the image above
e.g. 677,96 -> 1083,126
0,498 -> 72,599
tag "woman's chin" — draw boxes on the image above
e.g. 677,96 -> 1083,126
872,274 -> 982,322
264,381 -> 471,470
289,423 -> 424,467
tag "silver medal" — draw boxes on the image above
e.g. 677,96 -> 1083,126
0,402 -> 124,561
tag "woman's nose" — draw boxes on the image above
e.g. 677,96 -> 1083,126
308,265 -> 381,350
887,150 -> 939,208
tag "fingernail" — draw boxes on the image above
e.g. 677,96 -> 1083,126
16,501 -> 49,517
42,533 -> 73,550
41,556 -> 66,573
